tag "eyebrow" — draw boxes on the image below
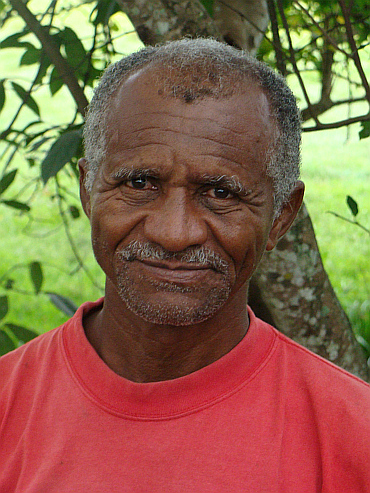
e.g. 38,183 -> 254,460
197,174 -> 253,197
112,166 -> 161,181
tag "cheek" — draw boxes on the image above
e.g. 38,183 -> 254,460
89,201 -> 151,279
213,216 -> 271,273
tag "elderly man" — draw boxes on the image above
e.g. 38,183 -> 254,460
1,38 -> 370,492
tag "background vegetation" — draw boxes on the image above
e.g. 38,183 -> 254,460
0,0 -> 369,359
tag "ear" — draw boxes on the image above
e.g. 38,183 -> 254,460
266,181 -> 305,251
78,158 -> 91,219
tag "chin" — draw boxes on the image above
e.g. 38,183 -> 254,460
116,280 -> 232,327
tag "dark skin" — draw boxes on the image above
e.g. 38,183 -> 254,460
79,68 -> 304,383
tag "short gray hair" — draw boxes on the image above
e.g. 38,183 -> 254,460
83,38 -> 301,212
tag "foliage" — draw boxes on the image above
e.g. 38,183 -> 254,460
0,0 -> 369,353
329,196 -> 370,236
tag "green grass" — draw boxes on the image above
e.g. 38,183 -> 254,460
300,124 -> 370,344
0,171 -> 104,333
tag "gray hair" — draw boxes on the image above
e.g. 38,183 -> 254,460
83,38 -> 301,212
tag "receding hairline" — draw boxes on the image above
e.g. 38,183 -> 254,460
103,54 -> 277,107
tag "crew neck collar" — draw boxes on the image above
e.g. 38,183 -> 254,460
62,299 -> 276,421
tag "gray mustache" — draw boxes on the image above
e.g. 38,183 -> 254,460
118,241 -> 228,273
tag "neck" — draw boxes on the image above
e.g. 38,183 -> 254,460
83,282 -> 249,383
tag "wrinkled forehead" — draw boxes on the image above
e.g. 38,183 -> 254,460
107,64 -> 277,133
103,66 -> 278,185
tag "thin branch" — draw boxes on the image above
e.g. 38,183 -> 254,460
267,0 -> 287,76
338,0 -> 370,106
292,1 -> 350,58
303,112 -> 370,131
8,0 -> 89,116
0,56 -> 46,142
276,0 -> 319,124
55,178 -> 103,291
328,212 -> 370,235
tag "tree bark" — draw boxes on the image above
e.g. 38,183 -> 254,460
118,0 -> 369,380
250,205 -> 368,380
116,0 -> 221,45
213,0 -> 269,54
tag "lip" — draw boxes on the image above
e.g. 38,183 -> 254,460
136,259 -> 214,284
140,259 -> 210,271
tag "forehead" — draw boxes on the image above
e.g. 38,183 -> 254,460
104,68 -> 277,180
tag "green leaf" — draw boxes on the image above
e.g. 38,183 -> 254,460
346,195 -> 359,217
5,279 -> 14,290
34,56 -> 51,85
49,67 -> 64,96
359,121 -> 370,140
41,129 -> 82,184
28,136 -> 51,152
69,205 -> 80,219
0,79 -> 5,114
0,329 -> 15,356
356,334 -> 370,354
0,30 -> 31,49
11,82 -> 40,117
200,0 -> 214,16
0,296 -> 8,321
20,47 -> 41,66
1,200 -> 31,212
47,292 -> 78,317
58,27 -> 87,75
0,169 -> 17,196
5,323 -> 38,344
29,261 -> 43,294
92,0 -> 120,26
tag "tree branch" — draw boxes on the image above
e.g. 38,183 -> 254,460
8,0 -> 89,117
266,0 -> 287,76
328,212 -> 370,235
292,1 -> 350,58
55,178 -> 103,291
303,112 -> 370,131
276,0 -> 319,124
337,0 -> 370,107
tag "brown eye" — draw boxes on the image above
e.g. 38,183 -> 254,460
129,177 -> 148,189
213,187 -> 231,199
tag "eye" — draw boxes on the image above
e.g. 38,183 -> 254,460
128,177 -> 149,189
210,187 -> 233,199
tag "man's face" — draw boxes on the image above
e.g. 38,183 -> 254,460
81,70 -> 284,326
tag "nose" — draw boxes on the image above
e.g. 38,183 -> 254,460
143,188 -> 208,252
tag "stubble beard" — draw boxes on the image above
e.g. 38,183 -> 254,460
114,241 -> 233,326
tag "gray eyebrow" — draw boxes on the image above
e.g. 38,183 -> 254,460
112,166 -> 161,180
198,174 -> 252,197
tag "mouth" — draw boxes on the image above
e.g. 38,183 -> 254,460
140,259 -> 211,271
134,258 -> 216,285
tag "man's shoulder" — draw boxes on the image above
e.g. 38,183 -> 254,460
269,324 -> 370,410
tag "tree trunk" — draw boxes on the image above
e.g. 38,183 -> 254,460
116,0 -> 221,45
213,0 -> 269,54
250,205 -> 368,380
118,0 -> 369,380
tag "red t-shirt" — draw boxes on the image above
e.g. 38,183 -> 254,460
1,299 -> 370,492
